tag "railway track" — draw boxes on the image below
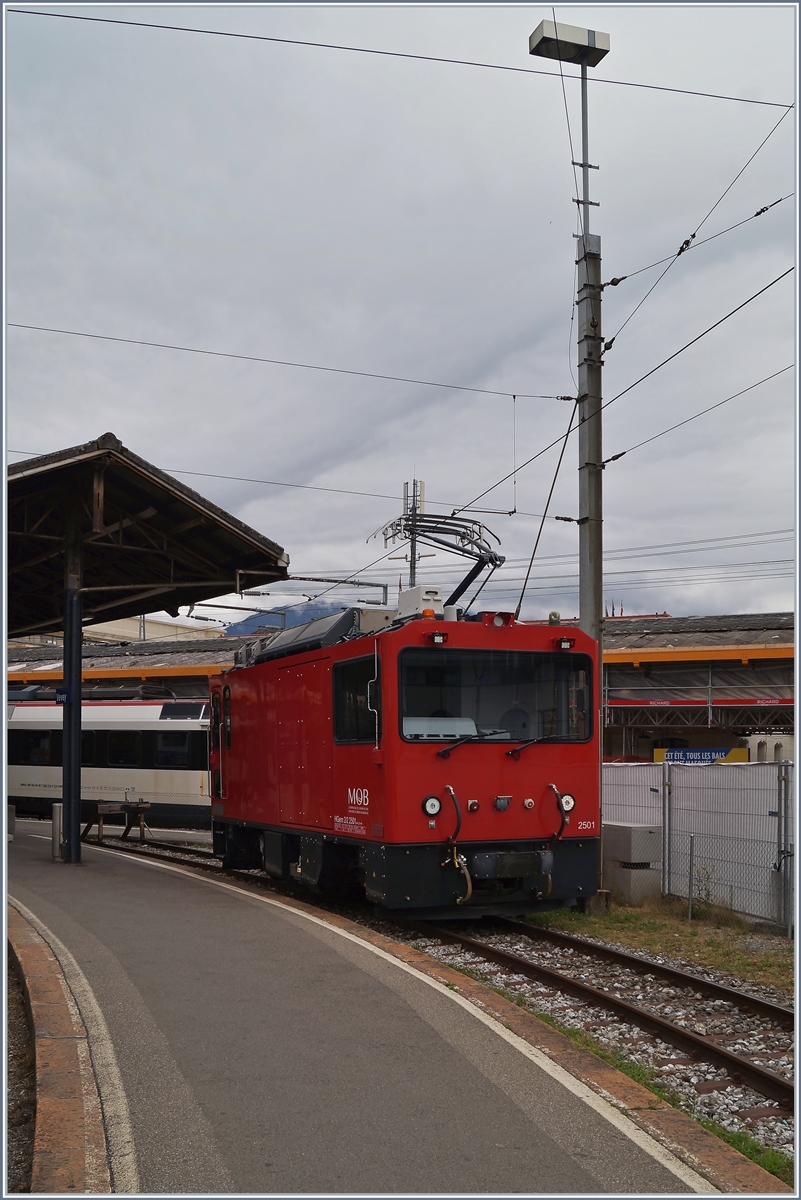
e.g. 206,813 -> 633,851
402,921 -> 793,1110
89,835 -> 794,1114
493,916 -> 793,1027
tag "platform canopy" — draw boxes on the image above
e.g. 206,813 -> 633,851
8,432 -> 289,637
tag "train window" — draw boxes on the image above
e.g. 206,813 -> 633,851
81,731 -> 95,767
399,649 -> 592,742
108,731 -> 142,767
8,730 -> 53,766
155,732 -> 191,768
211,693 -> 221,750
334,658 -> 380,743
159,703 -> 206,719
223,687 -> 232,750
191,732 -> 209,770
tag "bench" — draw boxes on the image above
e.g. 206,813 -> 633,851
81,801 -> 151,844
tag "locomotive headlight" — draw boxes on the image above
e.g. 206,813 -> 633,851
559,793 -> 576,813
423,795 -> 442,817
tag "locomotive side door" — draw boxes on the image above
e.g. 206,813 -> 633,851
278,659 -> 333,828
209,689 -> 224,802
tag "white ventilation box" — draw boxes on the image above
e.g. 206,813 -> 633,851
603,822 -> 662,904
397,586 -> 443,620
603,822 -> 662,864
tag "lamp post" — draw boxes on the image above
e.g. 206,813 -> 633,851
529,20 -> 609,645
530,22 -> 610,896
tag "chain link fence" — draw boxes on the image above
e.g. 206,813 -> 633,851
602,762 -> 794,933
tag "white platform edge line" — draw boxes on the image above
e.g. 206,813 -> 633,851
91,846 -> 717,1194
8,893 -> 140,1194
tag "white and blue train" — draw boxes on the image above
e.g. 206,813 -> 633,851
7,700 -> 211,828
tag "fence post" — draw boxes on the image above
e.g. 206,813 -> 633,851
688,833 -> 695,921
662,761 -> 672,896
779,761 -> 793,938
660,761 -> 667,894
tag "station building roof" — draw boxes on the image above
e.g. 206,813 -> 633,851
600,612 -> 793,663
6,635 -> 262,701
7,432 -> 289,637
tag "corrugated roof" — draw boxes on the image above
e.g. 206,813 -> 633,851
7,635 -> 263,676
602,612 -> 793,652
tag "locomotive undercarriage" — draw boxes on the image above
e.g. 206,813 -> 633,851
214,820 -> 598,919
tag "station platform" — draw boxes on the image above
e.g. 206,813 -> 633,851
8,821 -> 722,1194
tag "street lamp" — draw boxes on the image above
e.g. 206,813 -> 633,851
529,19 -> 609,646
531,21 -> 610,899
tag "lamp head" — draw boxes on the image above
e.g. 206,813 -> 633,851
529,20 -> 609,68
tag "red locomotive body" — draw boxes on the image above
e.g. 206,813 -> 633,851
209,606 -> 599,918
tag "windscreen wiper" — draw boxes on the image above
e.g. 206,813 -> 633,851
505,735 -> 564,760
436,734 -> 479,759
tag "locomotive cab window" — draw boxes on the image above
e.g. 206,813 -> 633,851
399,649 -> 591,742
334,657 -> 380,742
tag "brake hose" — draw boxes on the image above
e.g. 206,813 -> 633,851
444,784 -> 462,842
549,783 -> 567,841
443,785 -> 472,904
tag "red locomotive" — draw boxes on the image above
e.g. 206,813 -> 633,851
209,590 -> 600,919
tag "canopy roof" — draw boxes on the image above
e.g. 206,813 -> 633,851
8,432 -> 289,636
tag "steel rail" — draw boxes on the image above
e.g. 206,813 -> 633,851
419,924 -> 793,1107
493,917 -> 794,1027
140,838 -> 217,859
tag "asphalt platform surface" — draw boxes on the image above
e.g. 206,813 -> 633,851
9,821 -> 703,1195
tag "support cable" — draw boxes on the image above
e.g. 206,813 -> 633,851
5,323 -> 559,400
452,267 -> 793,514
602,365 -> 793,464
606,108 -> 793,346
514,401 -> 578,619
604,194 -> 793,287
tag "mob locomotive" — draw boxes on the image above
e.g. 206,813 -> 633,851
209,590 -> 600,918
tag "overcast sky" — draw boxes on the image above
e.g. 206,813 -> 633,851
5,3 -> 797,627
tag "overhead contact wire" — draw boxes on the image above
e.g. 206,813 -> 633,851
6,9 -> 793,108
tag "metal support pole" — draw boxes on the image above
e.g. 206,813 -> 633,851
577,60 -> 603,645
575,59 -> 604,893
409,479 -> 419,589
688,833 -> 695,920
63,500 -> 83,863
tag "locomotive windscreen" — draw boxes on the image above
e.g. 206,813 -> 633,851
399,649 -> 591,742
